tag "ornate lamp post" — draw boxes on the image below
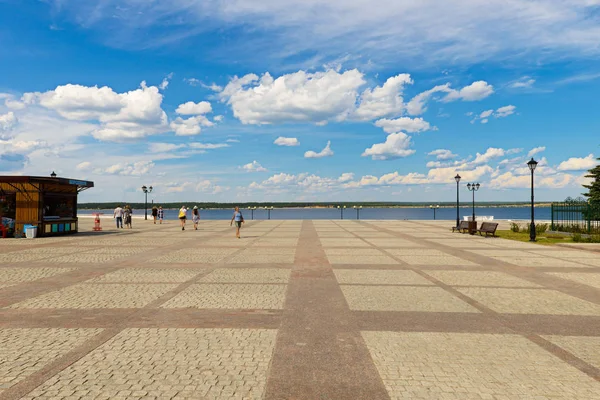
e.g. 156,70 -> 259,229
466,183 -> 480,233
430,204 -> 440,220
141,185 -> 153,220
527,158 -> 538,242
337,205 -> 346,219
50,171 -> 57,178
265,206 -> 274,220
455,174 -> 461,228
353,205 -> 362,220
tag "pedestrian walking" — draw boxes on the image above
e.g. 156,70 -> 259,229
192,206 -> 200,230
152,206 -> 158,224
178,206 -> 187,231
124,205 -> 133,229
157,206 -> 164,224
230,206 -> 244,238
114,205 -> 124,229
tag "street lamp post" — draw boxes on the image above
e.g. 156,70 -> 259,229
248,206 -> 257,220
527,158 -> 538,242
455,174 -> 461,228
353,205 -> 362,220
430,205 -> 440,220
337,205 -> 346,219
466,183 -> 480,233
141,185 -> 153,220
266,206 -> 273,220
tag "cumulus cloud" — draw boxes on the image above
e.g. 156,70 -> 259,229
352,74 -> 413,120
495,105 -> 516,117
471,105 -> 516,123
557,154 -> 597,171
274,137 -> 300,146
362,132 -> 415,160
0,112 -> 17,139
170,115 -> 214,136
443,81 -> 495,102
374,117 -> 431,134
428,149 -> 457,160
527,146 -> 546,157
490,171 -> 575,189
406,84 -> 451,115
22,82 -> 169,142
219,69 -> 365,125
473,147 -> 505,165
305,141 -> 334,158
175,101 -> 212,115
241,160 -> 267,172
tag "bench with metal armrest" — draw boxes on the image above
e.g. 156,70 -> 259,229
452,220 -> 470,233
477,222 -> 499,237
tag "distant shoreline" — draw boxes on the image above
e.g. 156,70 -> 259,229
80,203 -> 554,211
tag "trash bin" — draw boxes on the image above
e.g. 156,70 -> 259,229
24,225 -> 37,239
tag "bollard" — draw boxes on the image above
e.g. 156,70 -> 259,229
93,213 -> 102,231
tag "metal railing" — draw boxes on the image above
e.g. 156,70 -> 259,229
551,201 -> 600,234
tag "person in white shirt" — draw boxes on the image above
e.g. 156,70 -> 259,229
114,205 -> 124,229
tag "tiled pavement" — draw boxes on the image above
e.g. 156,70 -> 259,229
1,219 -> 600,399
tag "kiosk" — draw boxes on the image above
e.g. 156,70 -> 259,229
0,174 -> 94,238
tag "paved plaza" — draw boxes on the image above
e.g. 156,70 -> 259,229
1,218 -> 600,399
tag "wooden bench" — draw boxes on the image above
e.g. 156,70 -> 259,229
477,222 -> 499,237
452,220 -> 470,233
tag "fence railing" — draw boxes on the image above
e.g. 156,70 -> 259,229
551,201 -> 600,234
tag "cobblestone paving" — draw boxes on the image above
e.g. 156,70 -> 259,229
21,328 -> 277,400
162,284 -> 288,309
1,219 -> 600,399
362,332 -> 600,399
0,329 -> 101,394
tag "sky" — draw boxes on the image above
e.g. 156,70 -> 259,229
1,0 -> 599,204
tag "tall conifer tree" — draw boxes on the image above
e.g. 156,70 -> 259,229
583,156 -> 600,204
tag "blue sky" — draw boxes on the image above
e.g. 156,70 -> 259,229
1,0 -> 599,203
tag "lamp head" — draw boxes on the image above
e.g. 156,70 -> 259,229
455,174 -> 461,183
141,185 -> 147,192
50,171 -> 57,178
527,158 -> 538,172
467,183 -> 472,190
148,186 -> 153,192
476,183 -> 480,190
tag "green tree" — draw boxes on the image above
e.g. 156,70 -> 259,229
583,156 -> 600,204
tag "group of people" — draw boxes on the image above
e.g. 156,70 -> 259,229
112,205 -> 134,229
113,205 -> 245,237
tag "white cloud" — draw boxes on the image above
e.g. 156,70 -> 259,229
188,142 -> 229,149
352,74 -> 413,120
428,149 -> 457,160
170,115 -> 214,136
219,69 -> 365,124
495,105 -> 516,117
226,138 -> 239,143
509,77 -> 536,89
480,110 -> 494,119
55,1 -> 600,70
23,82 -> 169,142
490,171 -> 575,189
374,117 -> 431,134
241,160 -> 267,172
0,112 -> 17,139
104,161 -> 155,176
557,154 -> 597,171
76,161 -> 92,171
274,136 -> 300,146
305,141 -> 334,158
406,84 -> 451,115
444,81 -> 494,102
473,147 -> 506,165
362,132 -> 415,160
158,73 -> 173,90
175,101 -> 212,115
338,172 -> 354,182
214,115 -> 224,122
148,143 -> 187,153
527,146 -> 546,157
196,180 -> 227,194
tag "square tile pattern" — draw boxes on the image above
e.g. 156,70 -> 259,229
21,328 -> 277,400
162,284 -> 287,309
363,332 -> 600,399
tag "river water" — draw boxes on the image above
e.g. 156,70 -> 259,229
83,207 -> 549,221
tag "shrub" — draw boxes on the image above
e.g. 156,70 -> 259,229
536,223 -> 549,234
510,222 -> 520,233
572,233 -> 583,243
